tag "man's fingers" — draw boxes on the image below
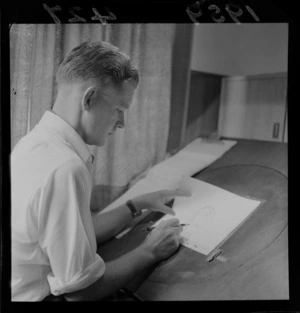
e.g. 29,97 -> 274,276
160,218 -> 180,227
164,189 -> 191,198
176,189 -> 192,196
172,224 -> 183,235
154,203 -> 176,216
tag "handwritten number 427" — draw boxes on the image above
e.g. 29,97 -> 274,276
43,4 -> 117,24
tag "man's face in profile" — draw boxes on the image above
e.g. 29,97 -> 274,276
82,80 -> 136,146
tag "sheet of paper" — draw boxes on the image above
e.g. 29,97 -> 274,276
154,176 -> 263,255
147,139 -> 237,179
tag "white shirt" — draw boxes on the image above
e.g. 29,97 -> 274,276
11,111 -> 105,301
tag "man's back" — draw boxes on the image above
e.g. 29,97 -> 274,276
11,112 -> 104,301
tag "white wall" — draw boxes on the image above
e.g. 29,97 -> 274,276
191,23 -> 288,76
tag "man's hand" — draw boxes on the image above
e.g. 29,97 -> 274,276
132,189 -> 191,216
142,218 -> 183,261
65,217 -> 184,301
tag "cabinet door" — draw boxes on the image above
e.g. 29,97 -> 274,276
183,71 -> 223,146
219,74 -> 287,142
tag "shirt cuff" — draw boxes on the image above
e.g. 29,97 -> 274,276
47,254 -> 105,296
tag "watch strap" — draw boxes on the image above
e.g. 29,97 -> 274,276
126,200 -> 142,218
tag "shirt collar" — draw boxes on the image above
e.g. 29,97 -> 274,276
38,111 -> 92,164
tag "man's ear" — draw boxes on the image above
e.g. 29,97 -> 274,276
82,86 -> 97,111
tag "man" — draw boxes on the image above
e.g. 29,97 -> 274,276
11,41 -> 188,301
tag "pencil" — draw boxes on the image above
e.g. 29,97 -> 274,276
144,223 -> 189,232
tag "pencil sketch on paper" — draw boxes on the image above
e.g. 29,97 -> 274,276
182,205 -> 215,247
184,205 -> 215,232
197,205 -> 215,220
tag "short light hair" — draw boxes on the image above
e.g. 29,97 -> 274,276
56,41 -> 139,90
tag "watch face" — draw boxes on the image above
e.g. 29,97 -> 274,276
134,209 -> 141,217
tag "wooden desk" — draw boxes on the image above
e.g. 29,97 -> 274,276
97,139 -> 288,300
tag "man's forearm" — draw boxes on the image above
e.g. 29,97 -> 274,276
92,203 -> 134,244
64,244 -> 156,301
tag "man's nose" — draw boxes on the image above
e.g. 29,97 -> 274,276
116,111 -> 125,128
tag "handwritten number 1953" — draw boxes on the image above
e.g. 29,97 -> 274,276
43,3 -> 117,24
186,1 -> 260,23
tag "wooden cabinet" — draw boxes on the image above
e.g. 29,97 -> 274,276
218,73 -> 287,142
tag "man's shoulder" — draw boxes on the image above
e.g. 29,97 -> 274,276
54,157 -> 88,178
11,128 -> 87,184
12,126 -> 82,162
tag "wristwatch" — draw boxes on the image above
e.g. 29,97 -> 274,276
126,199 -> 142,218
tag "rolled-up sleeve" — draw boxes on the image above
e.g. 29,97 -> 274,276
38,158 -> 105,296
